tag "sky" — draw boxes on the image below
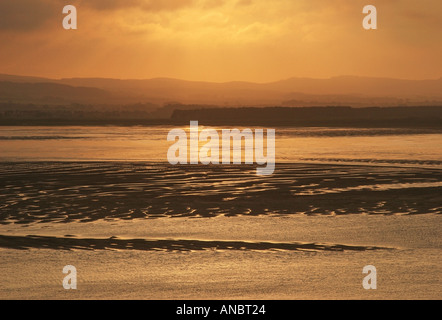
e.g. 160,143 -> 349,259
0,0 -> 441,82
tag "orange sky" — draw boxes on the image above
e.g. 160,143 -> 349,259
0,0 -> 441,82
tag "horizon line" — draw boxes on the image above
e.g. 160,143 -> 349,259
1,73 -> 441,84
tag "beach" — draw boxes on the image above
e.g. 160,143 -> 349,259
0,126 -> 441,299
0,214 -> 441,299
1,0 -> 441,303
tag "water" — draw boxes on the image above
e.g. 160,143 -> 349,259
0,126 -> 441,168
1,125 -> 441,299
1,126 -> 441,223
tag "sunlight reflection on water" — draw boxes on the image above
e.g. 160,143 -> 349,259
0,126 -> 441,168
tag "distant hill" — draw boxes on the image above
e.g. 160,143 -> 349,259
57,76 -> 442,106
0,74 -> 50,83
267,76 -> 442,97
0,81 -> 111,104
0,74 -> 441,106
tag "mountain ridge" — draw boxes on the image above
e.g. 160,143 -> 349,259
0,73 -> 441,106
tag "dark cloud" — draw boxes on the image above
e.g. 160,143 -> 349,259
0,0 -> 58,31
82,0 -> 196,12
0,0 -> 201,32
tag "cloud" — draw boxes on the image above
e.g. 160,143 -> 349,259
0,0 -> 58,31
83,0 -> 196,12
0,0 -> 440,81
0,0 -> 221,32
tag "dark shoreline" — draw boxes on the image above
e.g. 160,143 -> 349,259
1,120 -> 441,128
1,106 -> 441,128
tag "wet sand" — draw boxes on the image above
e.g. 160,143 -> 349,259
0,214 -> 440,300
0,234 -> 391,252
0,162 -> 440,225
0,162 -> 440,299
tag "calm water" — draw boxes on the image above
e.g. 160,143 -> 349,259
2,126 -> 440,300
0,126 -> 441,167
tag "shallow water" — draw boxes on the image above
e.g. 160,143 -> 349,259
0,126 -> 441,168
1,214 -> 441,299
0,126 -> 441,299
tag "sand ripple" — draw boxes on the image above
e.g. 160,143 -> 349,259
0,162 -> 441,224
